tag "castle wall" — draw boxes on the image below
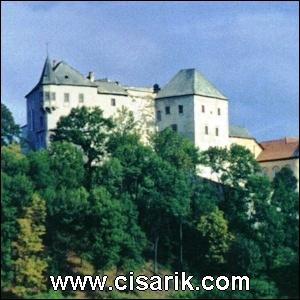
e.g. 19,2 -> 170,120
194,95 -> 229,152
155,95 -> 195,143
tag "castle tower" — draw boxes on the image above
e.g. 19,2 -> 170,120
155,68 -> 229,152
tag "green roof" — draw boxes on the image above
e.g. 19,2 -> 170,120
95,79 -> 128,96
229,125 -> 252,139
156,68 -> 227,100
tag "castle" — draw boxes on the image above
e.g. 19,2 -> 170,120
23,57 -> 299,185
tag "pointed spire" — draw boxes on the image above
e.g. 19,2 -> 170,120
39,56 -> 57,85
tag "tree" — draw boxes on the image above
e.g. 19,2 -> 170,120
272,166 -> 298,251
200,144 -> 265,233
12,193 -> 48,297
152,128 -> 200,171
269,167 -> 299,298
44,142 -> 87,275
48,141 -> 85,189
1,145 -> 33,291
45,187 -> 89,275
1,172 -> 17,290
197,207 -> 234,265
152,128 -> 199,271
227,234 -> 266,277
200,144 -> 260,188
27,149 -> 54,191
112,106 -> 141,136
86,187 -> 126,271
51,107 -> 114,188
1,103 -> 20,146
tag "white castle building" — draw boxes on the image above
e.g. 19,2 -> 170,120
24,57 -> 299,184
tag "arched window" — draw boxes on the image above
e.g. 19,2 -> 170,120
272,166 -> 280,177
262,167 -> 268,175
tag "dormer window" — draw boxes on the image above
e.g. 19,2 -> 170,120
65,75 -> 69,79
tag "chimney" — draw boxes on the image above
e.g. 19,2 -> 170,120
87,71 -> 95,82
153,83 -> 160,93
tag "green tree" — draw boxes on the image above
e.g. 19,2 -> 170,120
12,193 -> 48,297
272,166 -> 298,251
152,128 -> 199,271
152,128 -> 200,171
51,107 -> 114,188
200,144 -> 265,233
87,187 -> 126,271
269,167 -> 299,298
1,145 -> 33,290
1,103 -> 20,146
227,234 -> 266,277
27,149 -> 54,191
1,172 -> 17,290
197,207 -> 234,265
44,142 -> 87,274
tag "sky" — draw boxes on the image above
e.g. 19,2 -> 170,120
1,1 -> 299,141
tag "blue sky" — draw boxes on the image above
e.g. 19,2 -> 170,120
1,1 -> 299,141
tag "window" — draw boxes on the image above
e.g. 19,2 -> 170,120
262,167 -> 268,175
111,98 -> 116,106
64,93 -> 70,104
205,126 -> 209,135
178,105 -> 183,114
156,110 -> 162,121
79,93 -> 84,103
272,166 -> 280,177
44,91 -> 50,101
215,127 -> 219,136
171,124 -> 178,132
218,108 -> 221,115
165,106 -> 170,115
51,92 -> 56,101
202,105 -> 205,113
284,164 -> 291,169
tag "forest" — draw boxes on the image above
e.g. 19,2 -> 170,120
1,103 -> 299,299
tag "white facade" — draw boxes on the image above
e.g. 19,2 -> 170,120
26,60 -> 230,154
25,58 -> 299,186
26,78 -> 156,148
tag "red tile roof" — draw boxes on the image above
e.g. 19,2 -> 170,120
257,137 -> 299,162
